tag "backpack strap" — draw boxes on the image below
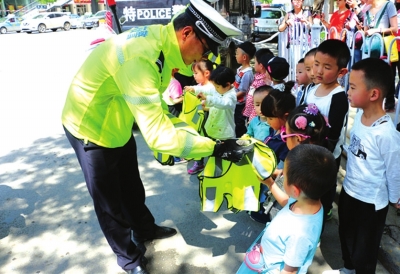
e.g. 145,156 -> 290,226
366,1 -> 389,28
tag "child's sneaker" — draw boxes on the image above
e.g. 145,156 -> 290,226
188,161 -> 204,174
174,157 -> 187,164
322,268 -> 356,274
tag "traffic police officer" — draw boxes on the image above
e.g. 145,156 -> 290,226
62,0 -> 245,273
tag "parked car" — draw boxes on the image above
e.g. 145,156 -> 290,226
69,14 -> 83,29
83,10 -> 107,29
0,17 -> 23,34
20,12 -> 71,33
252,4 -> 285,41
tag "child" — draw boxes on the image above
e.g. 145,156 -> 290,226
249,83 -> 296,223
261,56 -> 290,92
293,58 -> 312,106
234,41 -> 256,137
244,144 -> 337,274
262,103 -> 332,221
243,85 -> 274,142
261,83 -> 296,166
183,59 -> 215,97
298,48 -> 318,105
323,58 -> 400,274
187,65 -> 237,175
303,39 -> 350,222
243,48 -> 274,122
163,68 -> 184,117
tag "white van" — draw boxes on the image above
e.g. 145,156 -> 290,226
252,4 -> 285,41
20,12 -> 71,34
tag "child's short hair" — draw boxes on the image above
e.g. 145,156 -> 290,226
304,48 -> 317,59
287,103 -> 330,149
298,58 -> 304,64
255,48 -> 274,64
261,81 -> 296,118
351,58 -> 394,98
237,41 -> 257,59
286,144 -> 337,200
316,40 -> 350,69
192,59 -> 214,73
254,85 -> 274,95
210,65 -> 235,88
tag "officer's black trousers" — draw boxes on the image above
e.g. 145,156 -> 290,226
64,127 -> 155,271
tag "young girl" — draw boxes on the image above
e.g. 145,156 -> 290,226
187,65 -> 237,175
184,59 -> 215,97
260,56 -> 290,92
242,49 -> 274,123
262,103 -> 331,221
249,82 -> 296,223
243,85 -> 274,142
163,68 -> 184,118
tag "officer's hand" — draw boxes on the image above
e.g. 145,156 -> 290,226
212,139 -> 252,163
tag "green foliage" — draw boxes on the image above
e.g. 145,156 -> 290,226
38,0 -> 56,4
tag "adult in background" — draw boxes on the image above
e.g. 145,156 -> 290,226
61,0 -> 244,273
278,0 -> 313,32
345,0 -> 368,64
363,0 -> 397,111
321,0 -> 351,40
278,0 -> 313,48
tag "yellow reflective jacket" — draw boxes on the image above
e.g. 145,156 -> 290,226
62,23 -> 215,158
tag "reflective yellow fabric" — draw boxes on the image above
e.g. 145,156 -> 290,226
179,91 -> 206,135
61,23 -> 215,159
198,138 -> 277,212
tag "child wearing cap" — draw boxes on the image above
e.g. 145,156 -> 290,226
261,56 -> 290,92
234,41 -> 256,137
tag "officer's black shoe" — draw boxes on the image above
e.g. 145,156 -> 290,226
134,225 -> 177,243
126,264 -> 149,274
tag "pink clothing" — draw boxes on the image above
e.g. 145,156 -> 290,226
329,9 -> 351,40
243,72 -> 267,121
166,78 -> 183,99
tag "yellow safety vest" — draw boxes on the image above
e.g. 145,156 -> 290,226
198,138 -> 277,212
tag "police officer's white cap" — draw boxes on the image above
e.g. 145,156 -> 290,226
185,0 -> 242,55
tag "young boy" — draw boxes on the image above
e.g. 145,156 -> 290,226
323,58 -> 400,274
234,41 -> 256,137
298,48 -> 318,105
293,58 -> 312,106
303,39 -> 350,222
243,144 -> 337,273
